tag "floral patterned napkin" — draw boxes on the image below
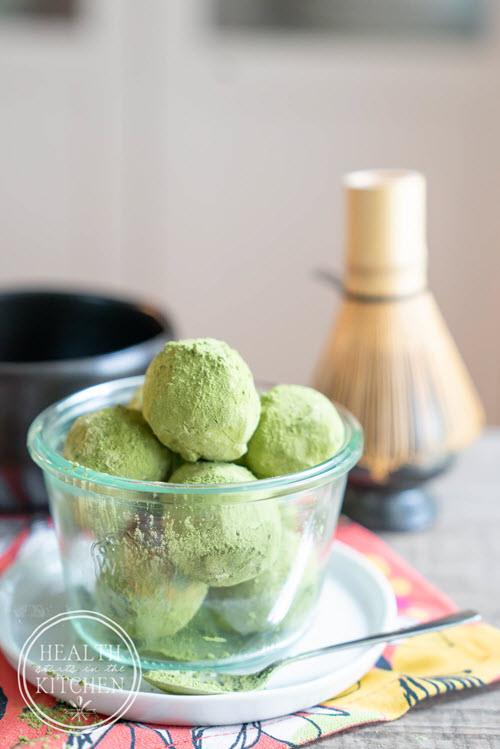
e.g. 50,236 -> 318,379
0,518 -> 498,749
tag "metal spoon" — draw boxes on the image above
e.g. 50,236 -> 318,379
143,609 -> 480,695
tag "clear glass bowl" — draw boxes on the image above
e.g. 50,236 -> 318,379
28,377 -> 363,671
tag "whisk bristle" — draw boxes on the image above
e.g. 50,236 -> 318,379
314,292 -> 484,481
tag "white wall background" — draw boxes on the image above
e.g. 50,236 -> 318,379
0,0 -> 499,420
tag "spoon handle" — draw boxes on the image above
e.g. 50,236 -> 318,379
279,609 -> 480,669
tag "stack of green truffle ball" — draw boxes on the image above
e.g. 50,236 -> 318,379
64,338 -> 345,657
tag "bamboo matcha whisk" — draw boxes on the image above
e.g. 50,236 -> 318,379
314,170 -> 484,530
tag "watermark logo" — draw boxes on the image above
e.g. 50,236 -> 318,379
17,609 -> 142,733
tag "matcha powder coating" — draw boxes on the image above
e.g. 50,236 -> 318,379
246,384 -> 345,478
165,462 -> 281,587
142,338 -> 261,462
64,405 -> 171,481
95,533 -> 207,642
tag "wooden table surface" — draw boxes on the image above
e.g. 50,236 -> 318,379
323,429 -> 500,748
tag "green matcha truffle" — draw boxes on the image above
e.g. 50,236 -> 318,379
246,385 -> 345,478
170,461 -> 256,485
95,532 -> 207,643
71,493 -> 137,539
146,567 -> 319,664
143,338 -> 260,462
165,462 -> 281,587
209,530 -> 319,635
64,405 -> 171,481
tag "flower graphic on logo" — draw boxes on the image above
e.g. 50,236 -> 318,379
67,695 -> 97,724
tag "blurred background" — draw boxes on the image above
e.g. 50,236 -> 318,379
0,0 -> 498,422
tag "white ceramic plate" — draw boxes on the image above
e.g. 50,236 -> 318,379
0,528 -> 396,726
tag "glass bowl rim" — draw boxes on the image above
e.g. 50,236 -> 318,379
27,376 -> 363,497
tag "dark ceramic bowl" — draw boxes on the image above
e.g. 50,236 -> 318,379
0,289 -> 174,511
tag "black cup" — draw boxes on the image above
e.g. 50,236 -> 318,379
0,289 -> 175,512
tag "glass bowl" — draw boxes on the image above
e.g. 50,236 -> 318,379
28,376 -> 363,671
